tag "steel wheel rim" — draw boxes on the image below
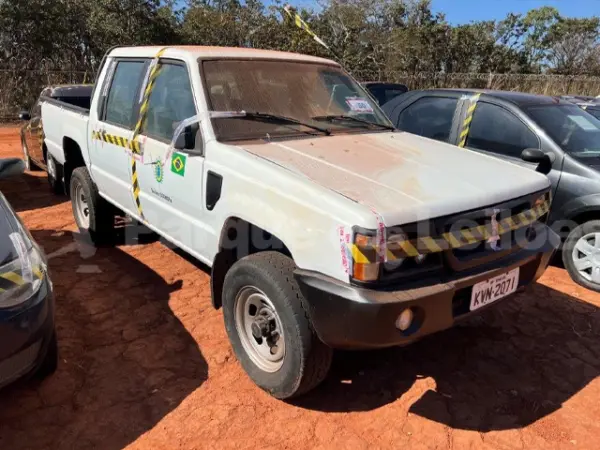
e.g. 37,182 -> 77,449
74,183 -> 90,229
572,232 -> 600,284
234,285 -> 285,372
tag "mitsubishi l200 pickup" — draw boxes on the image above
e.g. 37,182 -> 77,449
41,46 -> 557,399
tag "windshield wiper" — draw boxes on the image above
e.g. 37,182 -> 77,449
235,112 -> 331,135
312,115 -> 395,131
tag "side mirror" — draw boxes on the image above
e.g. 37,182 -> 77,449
19,111 -> 31,121
0,158 -> 25,179
521,148 -> 554,174
174,123 -> 199,151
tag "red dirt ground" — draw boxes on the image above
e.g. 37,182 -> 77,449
0,126 -> 599,450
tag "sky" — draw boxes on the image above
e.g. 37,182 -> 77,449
432,0 -> 600,24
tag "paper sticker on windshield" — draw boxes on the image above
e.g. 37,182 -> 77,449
568,115 -> 597,130
346,97 -> 373,113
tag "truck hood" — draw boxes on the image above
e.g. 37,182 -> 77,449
239,132 -> 550,226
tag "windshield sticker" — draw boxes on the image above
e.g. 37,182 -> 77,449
171,152 -> 187,177
568,115 -> 597,131
346,97 -> 374,113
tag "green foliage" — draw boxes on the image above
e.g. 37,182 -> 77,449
0,0 -> 598,76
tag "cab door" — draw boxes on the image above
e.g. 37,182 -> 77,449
88,58 -> 150,214
134,59 -> 210,257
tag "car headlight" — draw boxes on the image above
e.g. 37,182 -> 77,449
0,234 -> 45,308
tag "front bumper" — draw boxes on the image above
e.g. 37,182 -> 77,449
0,277 -> 55,389
295,233 -> 557,350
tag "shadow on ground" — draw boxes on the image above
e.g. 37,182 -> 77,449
296,282 -> 600,432
0,230 -> 207,450
0,171 -> 67,212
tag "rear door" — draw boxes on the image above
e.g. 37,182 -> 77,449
461,101 -> 561,196
135,58 -> 210,256
26,94 -> 47,166
89,58 -> 150,214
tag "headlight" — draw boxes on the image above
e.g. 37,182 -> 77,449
0,235 -> 45,308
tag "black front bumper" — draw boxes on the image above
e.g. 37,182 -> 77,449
295,236 -> 557,350
0,277 -> 55,389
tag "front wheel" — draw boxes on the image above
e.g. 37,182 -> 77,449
222,252 -> 332,399
563,220 -> 600,293
70,167 -> 115,245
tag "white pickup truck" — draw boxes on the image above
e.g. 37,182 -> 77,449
42,45 -> 557,399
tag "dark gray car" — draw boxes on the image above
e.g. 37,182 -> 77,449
19,85 -> 93,193
383,89 -> 600,292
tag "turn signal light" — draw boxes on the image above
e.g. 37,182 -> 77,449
353,262 -> 379,282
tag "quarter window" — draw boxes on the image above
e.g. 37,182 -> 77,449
143,63 -> 196,142
397,97 -> 458,143
104,61 -> 147,129
466,103 -> 539,157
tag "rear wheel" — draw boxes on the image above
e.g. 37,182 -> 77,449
70,167 -> 116,244
47,154 -> 64,194
563,220 -> 600,293
222,252 -> 332,399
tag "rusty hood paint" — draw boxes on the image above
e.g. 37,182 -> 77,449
239,132 -> 550,226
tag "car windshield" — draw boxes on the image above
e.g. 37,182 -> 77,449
526,104 -> 600,158
202,59 -> 392,141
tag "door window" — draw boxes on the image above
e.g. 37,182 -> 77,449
104,60 -> 147,129
397,97 -> 458,143
466,103 -> 539,157
143,62 -> 196,142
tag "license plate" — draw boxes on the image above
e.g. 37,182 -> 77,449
470,268 -> 519,311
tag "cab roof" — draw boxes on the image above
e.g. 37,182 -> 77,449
109,45 -> 339,66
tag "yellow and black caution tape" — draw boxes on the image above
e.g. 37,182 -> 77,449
458,93 -> 481,148
91,130 -> 141,154
129,47 -> 168,220
349,198 -> 550,264
0,264 -> 44,292
283,5 -> 330,50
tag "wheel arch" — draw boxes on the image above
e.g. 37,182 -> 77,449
62,136 -> 85,194
210,216 -> 293,310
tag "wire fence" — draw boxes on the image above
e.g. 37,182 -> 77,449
2,69 -> 600,121
354,71 -> 600,96
0,69 -> 92,121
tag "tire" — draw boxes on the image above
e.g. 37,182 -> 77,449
222,252 -> 332,399
563,220 -> 600,293
36,331 -> 58,379
69,166 -> 115,244
47,154 -> 64,195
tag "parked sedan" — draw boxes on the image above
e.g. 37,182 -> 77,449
561,96 -> 600,120
19,85 -> 93,193
383,89 -> 600,292
361,82 -> 408,106
0,158 -> 57,389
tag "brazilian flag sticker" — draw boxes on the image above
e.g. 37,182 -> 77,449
171,152 -> 187,177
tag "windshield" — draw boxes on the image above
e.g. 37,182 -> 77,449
526,104 -> 600,157
202,59 -> 392,141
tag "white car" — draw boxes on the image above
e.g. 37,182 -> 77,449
41,46 -> 557,398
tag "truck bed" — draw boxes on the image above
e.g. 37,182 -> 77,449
41,99 -> 90,167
